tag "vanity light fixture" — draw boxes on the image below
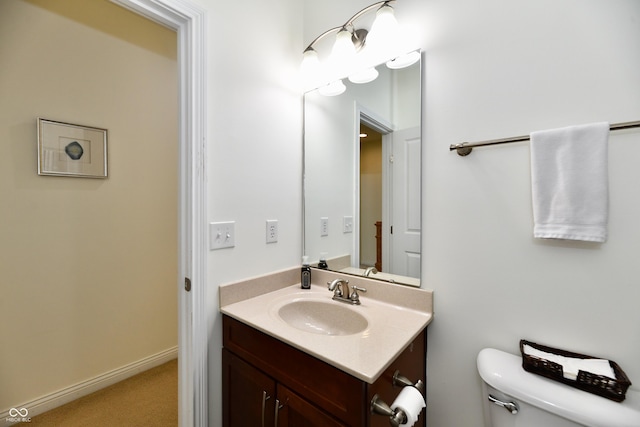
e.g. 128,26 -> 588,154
301,0 -> 418,95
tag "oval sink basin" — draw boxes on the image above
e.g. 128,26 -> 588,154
277,300 -> 368,336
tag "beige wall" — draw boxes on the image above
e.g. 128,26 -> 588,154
0,0 -> 178,409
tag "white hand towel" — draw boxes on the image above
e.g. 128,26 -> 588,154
530,122 -> 610,242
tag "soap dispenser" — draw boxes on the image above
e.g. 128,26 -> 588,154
318,252 -> 328,269
301,256 -> 311,289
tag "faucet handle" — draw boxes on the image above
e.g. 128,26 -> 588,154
350,286 -> 367,303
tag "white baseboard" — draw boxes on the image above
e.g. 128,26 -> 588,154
1,346 -> 178,426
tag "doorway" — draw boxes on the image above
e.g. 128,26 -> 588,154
359,123 -> 383,270
357,114 -> 421,278
109,1 -> 208,425
357,111 -> 393,274
0,0 -> 186,422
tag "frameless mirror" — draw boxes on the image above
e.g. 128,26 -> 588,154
303,51 -> 422,287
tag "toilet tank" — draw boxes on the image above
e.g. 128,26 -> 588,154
477,348 -> 640,427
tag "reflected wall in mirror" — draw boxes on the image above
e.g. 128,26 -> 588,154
303,53 -> 422,287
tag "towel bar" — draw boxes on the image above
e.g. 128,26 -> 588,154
450,120 -> 640,156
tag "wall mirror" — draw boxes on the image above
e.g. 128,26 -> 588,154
303,51 -> 422,287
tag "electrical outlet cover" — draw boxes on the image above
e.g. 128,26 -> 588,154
266,220 -> 278,243
320,217 -> 329,236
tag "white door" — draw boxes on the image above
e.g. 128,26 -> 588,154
389,126 -> 421,278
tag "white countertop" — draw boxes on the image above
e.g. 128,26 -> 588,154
219,268 -> 433,384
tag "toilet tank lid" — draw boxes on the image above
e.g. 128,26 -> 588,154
477,348 -> 640,427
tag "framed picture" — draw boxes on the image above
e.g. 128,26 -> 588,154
37,118 -> 108,178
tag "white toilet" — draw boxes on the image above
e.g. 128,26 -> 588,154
477,348 -> 640,427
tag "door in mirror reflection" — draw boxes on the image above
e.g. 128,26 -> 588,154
359,123 -> 382,272
360,122 -> 420,279
389,125 -> 421,278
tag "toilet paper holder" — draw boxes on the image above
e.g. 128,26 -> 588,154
392,370 -> 424,392
370,370 -> 425,427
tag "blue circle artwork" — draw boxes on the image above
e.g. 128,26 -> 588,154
65,141 -> 84,160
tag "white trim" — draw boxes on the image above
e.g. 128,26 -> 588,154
109,1 -> 208,426
381,131 -> 393,271
0,348 -> 178,426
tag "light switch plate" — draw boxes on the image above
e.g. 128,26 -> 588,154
210,221 -> 235,250
343,216 -> 353,233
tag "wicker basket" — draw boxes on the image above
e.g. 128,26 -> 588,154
519,340 -> 631,402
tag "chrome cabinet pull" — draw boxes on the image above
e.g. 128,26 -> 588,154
274,399 -> 284,426
261,391 -> 271,427
488,394 -> 519,415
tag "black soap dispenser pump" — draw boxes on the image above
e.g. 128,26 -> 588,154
318,252 -> 328,270
301,256 -> 311,289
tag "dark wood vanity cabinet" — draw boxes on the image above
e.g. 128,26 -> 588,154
222,315 -> 426,427
222,350 -> 345,426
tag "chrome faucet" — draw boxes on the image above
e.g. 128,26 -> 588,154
327,278 -> 347,297
327,278 -> 366,305
363,267 -> 378,277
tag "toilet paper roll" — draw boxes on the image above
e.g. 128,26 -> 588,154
390,386 -> 426,426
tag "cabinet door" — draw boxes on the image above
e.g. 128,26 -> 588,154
275,384 -> 348,427
222,348 -> 276,427
367,331 -> 427,427
224,315 -> 366,426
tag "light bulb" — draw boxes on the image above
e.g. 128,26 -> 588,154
330,29 -> 357,64
325,29 -> 357,82
300,48 -> 321,89
366,4 -> 399,54
301,49 -> 320,76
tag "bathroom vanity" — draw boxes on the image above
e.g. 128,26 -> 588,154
223,315 -> 425,426
219,268 -> 433,427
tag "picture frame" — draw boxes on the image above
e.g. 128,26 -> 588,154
37,118 -> 108,178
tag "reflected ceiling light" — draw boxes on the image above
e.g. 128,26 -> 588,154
348,67 -> 379,84
386,50 -> 420,69
301,1 -> 416,95
318,79 -> 346,96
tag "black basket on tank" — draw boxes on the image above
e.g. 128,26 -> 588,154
519,340 -> 631,402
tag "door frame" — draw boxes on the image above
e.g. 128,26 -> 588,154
355,104 -> 393,270
110,0 -> 207,425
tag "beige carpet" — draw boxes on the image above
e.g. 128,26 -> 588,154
23,359 -> 178,426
